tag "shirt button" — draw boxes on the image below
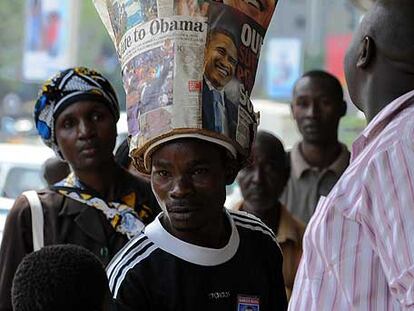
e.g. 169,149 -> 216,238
100,247 -> 109,258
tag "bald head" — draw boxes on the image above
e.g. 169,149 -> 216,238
345,0 -> 414,121
362,1 -> 414,64
238,131 -> 288,209
254,131 -> 286,166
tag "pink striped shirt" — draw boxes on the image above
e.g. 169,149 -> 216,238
289,90 -> 414,310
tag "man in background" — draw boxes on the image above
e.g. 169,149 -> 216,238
42,157 -> 70,186
236,131 -> 305,300
281,70 -> 349,223
290,1 -> 414,309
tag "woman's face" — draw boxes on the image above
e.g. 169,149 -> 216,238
55,100 -> 117,172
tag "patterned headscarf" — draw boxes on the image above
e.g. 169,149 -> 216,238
34,67 -> 120,157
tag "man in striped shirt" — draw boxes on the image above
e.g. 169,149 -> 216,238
289,1 -> 414,310
107,138 -> 287,310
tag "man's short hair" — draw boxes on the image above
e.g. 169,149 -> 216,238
42,157 -> 70,186
12,244 -> 109,311
296,70 -> 344,102
114,138 -> 131,169
207,27 -> 238,50
255,131 -> 288,169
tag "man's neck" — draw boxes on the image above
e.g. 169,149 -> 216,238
242,201 -> 281,234
161,212 -> 231,249
300,140 -> 342,169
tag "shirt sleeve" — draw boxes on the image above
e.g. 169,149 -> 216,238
0,196 -> 33,311
114,269 -> 152,311
360,141 -> 414,308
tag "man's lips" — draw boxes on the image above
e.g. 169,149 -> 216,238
215,64 -> 230,78
303,123 -> 321,132
167,205 -> 202,221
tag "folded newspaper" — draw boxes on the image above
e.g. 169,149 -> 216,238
93,0 -> 278,173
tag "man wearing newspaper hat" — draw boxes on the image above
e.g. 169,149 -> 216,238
94,1 -> 285,309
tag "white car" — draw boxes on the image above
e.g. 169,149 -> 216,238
0,143 -> 54,199
0,143 -> 54,243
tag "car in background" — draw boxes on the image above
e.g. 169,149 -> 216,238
0,144 -> 54,199
0,197 -> 14,243
0,143 -> 54,243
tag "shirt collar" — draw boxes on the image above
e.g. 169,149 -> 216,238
290,142 -> 350,178
351,89 -> 414,160
204,76 -> 224,96
144,209 -> 240,266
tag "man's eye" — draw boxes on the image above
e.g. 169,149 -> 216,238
319,98 -> 332,107
296,100 -> 307,107
156,170 -> 170,177
193,168 -> 208,175
229,57 -> 238,66
216,47 -> 226,56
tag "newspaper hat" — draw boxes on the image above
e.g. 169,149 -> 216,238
93,0 -> 278,173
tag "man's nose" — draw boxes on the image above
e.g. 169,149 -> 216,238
251,166 -> 263,183
305,101 -> 320,118
170,175 -> 193,198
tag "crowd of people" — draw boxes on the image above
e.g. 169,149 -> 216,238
1,0 -> 414,310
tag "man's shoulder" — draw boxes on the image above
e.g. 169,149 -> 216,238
229,210 -> 283,263
229,210 -> 277,243
107,232 -> 158,272
107,231 -> 161,296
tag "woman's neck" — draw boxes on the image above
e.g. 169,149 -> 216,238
74,160 -> 118,199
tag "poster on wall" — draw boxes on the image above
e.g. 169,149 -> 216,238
22,0 -> 79,81
265,38 -> 302,100
325,33 -> 353,85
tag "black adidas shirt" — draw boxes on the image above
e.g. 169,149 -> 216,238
107,210 -> 287,311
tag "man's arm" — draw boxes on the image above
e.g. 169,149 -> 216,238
113,269 -> 152,311
361,141 -> 414,308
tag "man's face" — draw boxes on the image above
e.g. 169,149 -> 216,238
238,144 -> 287,207
291,77 -> 343,145
151,139 -> 228,234
204,32 -> 238,90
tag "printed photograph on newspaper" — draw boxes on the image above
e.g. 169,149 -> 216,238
201,1 -> 272,148
106,0 -> 158,45
93,0 -> 277,158
174,0 -> 209,17
119,14 -> 208,141
124,39 -> 174,136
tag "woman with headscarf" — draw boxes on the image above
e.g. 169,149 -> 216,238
0,67 -> 160,311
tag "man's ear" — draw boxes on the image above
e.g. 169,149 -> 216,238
357,36 -> 375,68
